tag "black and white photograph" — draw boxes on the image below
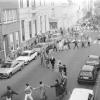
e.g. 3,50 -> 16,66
0,0 -> 99,100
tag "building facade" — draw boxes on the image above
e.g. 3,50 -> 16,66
0,0 -> 53,61
0,1 -> 20,61
19,0 -> 50,48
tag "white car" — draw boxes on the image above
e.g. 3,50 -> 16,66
0,60 -> 24,78
69,88 -> 94,100
16,50 -> 38,65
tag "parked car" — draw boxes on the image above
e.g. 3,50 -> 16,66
88,55 -> 100,61
16,50 -> 38,65
69,88 -> 94,100
33,44 -> 43,55
86,55 -> 100,70
78,65 -> 97,84
0,60 -> 24,78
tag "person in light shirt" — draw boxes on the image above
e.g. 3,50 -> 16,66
24,83 -> 37,100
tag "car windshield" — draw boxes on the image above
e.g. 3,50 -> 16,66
89,58 -> 99,61
11,62 -> 19,68
80,71 -> 92,77
1,63 -> 12,68
21,52 -> 29,56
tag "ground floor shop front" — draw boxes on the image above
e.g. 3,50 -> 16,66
0,22 -> 20,61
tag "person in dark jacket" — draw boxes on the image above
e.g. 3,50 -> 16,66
81,40 -> 85,48
62,64 -> 67,76
58,62 -> 63,73
67,39 -> 71,49
73,40 -> 79,49
1,86 -> 18,100
50,79 -> 62,100
50,57 -> 56,70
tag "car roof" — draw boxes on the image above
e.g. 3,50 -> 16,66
89,55 -> 99,59
69,88 -> 93,100
82,65 -> 94,71
86,60 -> 99,65
22,50 -> 34,53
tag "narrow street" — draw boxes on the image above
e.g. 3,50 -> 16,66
0,43 -> 100,100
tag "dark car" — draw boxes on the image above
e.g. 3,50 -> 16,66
78,65 -> 97,85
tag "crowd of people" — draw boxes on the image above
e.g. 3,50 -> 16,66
1,27 -> 93,100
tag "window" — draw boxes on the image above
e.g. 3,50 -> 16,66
20,0 -> 23,8
40,16 -> 42,32
15,32 -> 19,49
9,34 -> 14,51
27,0 -> 29,7
45,15 -> 46,31
21,20 -> 25,41
21,52 -> 28,56
29,21 -> 32,38
30,52 -> 35,56
34,20 -> 37,35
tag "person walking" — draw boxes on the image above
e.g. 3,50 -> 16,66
1,86 -> 18,100
81,40 -> 85,48
87,40 -> 90,47
87,37 -> 91,47
58,62 -> 63,73
37,81 -> 50,100
40,54 -> 44,67
24,83 -> 36,100
73,40 -> 79,49
60,72 -> 68,95
50,57 -> 56,70
67,39 -> 71,49
45,55 -> 50,69
53,42 -> 57,52
62,64 -> 67,76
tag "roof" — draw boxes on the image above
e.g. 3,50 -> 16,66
69,88 -> 93,100
82,65 -> 94,71
86,60 -> 99,65
89,55 -> 99,59
22,50 -> 34,54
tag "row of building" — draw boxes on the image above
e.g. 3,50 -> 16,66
0,0 -> 59,61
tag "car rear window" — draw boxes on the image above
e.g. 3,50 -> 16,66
80,71 -> 93,77
21,53 -> 29,56
1,63 -> 12,68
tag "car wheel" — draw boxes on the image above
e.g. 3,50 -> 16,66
27,61 -> 30,64
34,56 -> 37,60
20,65 -> 24,71
77,80 -> 81,84
9,72 -> 12,78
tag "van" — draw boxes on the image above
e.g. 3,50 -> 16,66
69,88 -> 94,100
